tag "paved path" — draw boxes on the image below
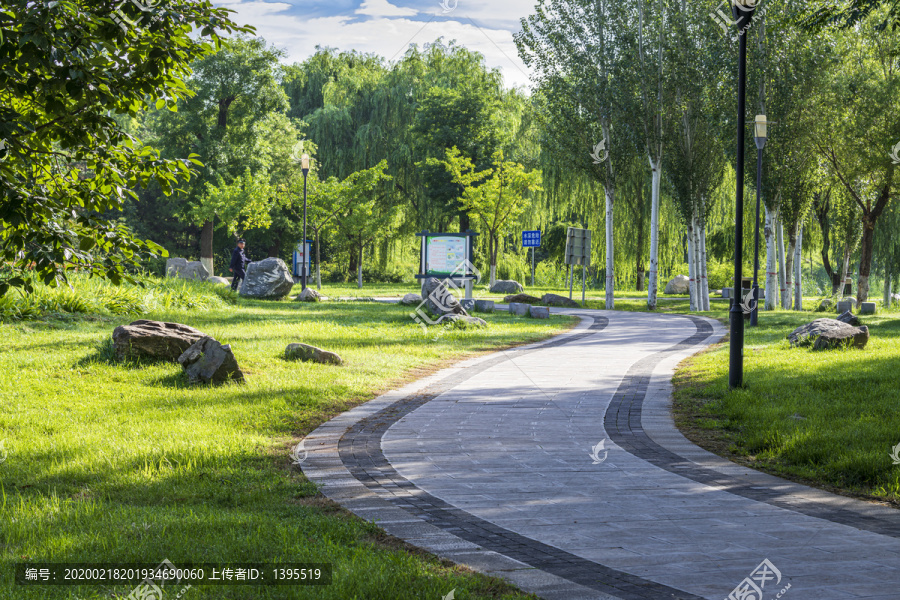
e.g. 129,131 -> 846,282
302,309 -> 900,600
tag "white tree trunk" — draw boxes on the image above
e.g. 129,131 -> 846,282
200,256 -> 214,279
489,264 -> 497,288
794,225 -> 803,310
777,215 -> 787,309
839,247 -> 851,301
605,186 -> 615,309
700,222 -> 711,311
764,206 -> 777,310
784,230 -> 796,312
647,157 -> 661,309
687,220 -> 697,311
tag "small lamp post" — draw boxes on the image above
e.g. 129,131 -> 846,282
751,115 -> 767,326
301,153 -> 310,291
729,0 -> 755,389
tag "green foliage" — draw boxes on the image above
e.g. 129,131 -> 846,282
0,0 -> 251,295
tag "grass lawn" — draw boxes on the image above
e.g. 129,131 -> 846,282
673,306 -> 900,508
0,294 -> 574,599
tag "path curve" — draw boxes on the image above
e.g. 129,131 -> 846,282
302,308 -> 900,600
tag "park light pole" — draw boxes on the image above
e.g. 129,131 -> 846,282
729,0 -> 755,389
751,115 -> 767,326
301,153 -> 310,291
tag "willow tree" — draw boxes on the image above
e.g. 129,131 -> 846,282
517,0 -> 631,308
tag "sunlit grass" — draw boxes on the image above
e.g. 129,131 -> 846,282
0,298 -> 568,599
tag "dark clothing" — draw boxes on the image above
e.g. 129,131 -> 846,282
230,246 -> 250,291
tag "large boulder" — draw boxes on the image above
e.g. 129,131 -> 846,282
503,293 -> 542,304
240,258 -> 294,299
285,343 -> 343,365
112,320 -> 206,361
541,293 -> 580,308
166,258 -> 209,281
816,298 -> 834,313
813,325 -> 869,350
178,336 -> 244,384
399,293 -> 423,306
422,277 -> 468,318
295,288 -> 326,302
489,280 -> 524,294
788,318 -> 865,347
664,275 -> 690,294
207,276 -> 230,286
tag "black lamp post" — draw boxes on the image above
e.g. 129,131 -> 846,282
301,153 -> 310,291
729,0 -> 755,389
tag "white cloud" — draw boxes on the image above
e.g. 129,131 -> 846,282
218,1 -> 535,89
356,0 -> 417,17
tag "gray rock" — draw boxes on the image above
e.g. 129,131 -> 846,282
541,293 -> 580,308
460,299 -> 475,312
439,314 -> 487,329
166,258 -> 209,281
422,277 -> 468,318
112,320 -> 206,361
859,301 -> 876,315
399,293 -> 423,306
489,280 -> 524,294
473,300 -> 495,313
664,275 -> 690,294
788,318 -> 862,347
509,302 -> 529,316
295,288 -> 325,302
207,276 -> 230,286
813,325 -> 869,350
816,298 -> 834,312
529,306 -> 550,319
285,343 -> 343,365
240,258 -> 294,299
837,310 -> 861,326
503,293 -> 542,304
178,336 -> 244,384
837,299 -> 855,314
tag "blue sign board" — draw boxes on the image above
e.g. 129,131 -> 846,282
522,230 -> 541,248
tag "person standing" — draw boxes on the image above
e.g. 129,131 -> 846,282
229,239 -> 251,291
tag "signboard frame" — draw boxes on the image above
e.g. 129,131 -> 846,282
564,227 -> 592,306
416,230 -> 479,281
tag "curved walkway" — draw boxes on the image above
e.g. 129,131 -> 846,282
302,309 -> 900,600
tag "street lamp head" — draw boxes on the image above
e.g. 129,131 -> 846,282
754,114 -> 767,149
300,153 -> 310,175
731,0 -> 755,27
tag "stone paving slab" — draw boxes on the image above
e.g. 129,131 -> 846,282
303,308 -> 900,600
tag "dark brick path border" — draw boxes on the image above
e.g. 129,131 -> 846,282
338,316 -> 705,600
605,315 -> 900,539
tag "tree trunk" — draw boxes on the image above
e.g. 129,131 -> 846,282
267,237 -> 281,258
647,157 -> 661,308
764,205 -> 777,310
200,220 -> 214,277
349,238 -> 358,277
489,234 -> 498,287
839,245 -> 851,302
700,222 -> 711,311
784,228 -> 796,311
794,225 -> 803,310
883,268 -> 891,309
777,215 -> 787,309
688,217 -> 700,312
605,185 -> 615,309
315,228 -> 322,290
857,218 -> 875,303
357,244 -> 363,289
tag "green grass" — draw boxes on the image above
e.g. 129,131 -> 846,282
673,307 -> 900,506
0,295 -> 573,599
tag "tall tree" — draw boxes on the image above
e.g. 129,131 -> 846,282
0,0 -> 249,294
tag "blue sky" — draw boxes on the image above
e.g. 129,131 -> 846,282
215,0 -> 536,88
